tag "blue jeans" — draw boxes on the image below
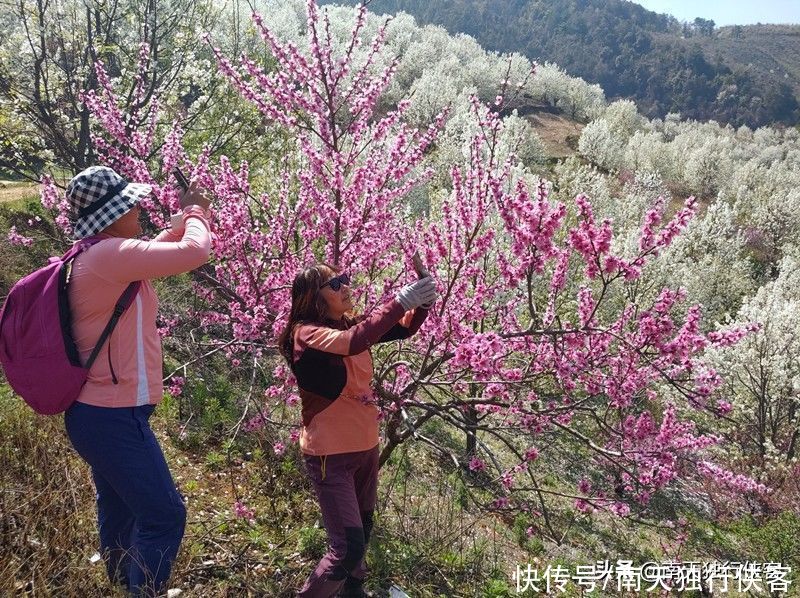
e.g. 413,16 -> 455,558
65,402 -> 186,597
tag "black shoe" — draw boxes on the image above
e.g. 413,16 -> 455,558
338,576 -> 375,598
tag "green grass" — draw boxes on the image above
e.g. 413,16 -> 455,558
728,512 -> 800,571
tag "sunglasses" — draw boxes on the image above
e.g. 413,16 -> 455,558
320,273 -> 350,292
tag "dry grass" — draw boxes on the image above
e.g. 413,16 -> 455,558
0,181 -> 38,205
0,392 -> 113,595
0,389 -> 526,597
0,388 -> 309,596
525,111 -> 584,159
4,386 -> 792,597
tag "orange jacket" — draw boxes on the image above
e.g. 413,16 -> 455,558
292,300 -> 427,456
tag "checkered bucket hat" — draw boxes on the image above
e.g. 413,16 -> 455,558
66,166 -> 152,239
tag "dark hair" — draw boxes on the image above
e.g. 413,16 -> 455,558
277,263 -> 339,365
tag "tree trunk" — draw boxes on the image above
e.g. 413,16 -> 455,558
465,406 -> 478,456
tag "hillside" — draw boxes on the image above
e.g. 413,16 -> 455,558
701,24 -> 800,98
324,0 -> 800,127
4,0 -> 800,594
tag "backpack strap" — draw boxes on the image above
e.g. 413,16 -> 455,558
59,237 -> 141,370
85,281 -> 141,370
60,236 -> 103,263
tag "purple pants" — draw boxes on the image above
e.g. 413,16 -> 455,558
298,446 -> 379,598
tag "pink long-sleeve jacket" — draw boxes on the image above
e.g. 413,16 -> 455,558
68,207 -> 211,408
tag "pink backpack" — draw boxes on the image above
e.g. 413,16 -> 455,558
0,238 -> 140,414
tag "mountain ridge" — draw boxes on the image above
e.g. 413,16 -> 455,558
325,0 -> 800,127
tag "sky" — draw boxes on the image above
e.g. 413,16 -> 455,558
629,0 -> 800,27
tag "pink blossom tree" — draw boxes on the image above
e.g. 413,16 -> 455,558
370,94 -> 764,532
28,0 -> 766,538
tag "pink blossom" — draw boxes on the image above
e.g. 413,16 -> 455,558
610,502 -> 631,517
716,400 -> 733,415
523,447 -> 539,462
697,461 -> 770,495
157,317 -> 179,338
167,376 -> 185,397
234,500 -> 256,524
491,497 -> 510,509
469,456 -> 486,472
39,175 -> 61,210
243,413 -> 266,432
73,0 -> 754,526
7,226 -> 34,247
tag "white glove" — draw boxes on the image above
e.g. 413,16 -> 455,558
396,276 -> 438,310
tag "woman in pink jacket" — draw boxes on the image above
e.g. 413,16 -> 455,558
62,166 -> 211,596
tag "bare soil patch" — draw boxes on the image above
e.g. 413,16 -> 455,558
525,111 -> 584,159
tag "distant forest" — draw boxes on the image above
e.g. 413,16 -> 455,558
326,0 -> 800,127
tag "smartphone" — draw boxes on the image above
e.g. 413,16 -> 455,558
412,251 -> 429,279
173,167 -> 190,192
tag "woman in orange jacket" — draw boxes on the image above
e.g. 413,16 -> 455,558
278,264 -> 436,598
